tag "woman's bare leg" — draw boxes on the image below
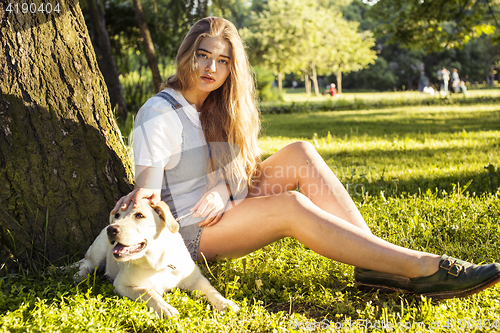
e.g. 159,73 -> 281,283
250,141 -> 370,232
199,142 -> 441,278
199,191 -> 440,278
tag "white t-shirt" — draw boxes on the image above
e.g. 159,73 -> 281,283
132,88 -> 202,170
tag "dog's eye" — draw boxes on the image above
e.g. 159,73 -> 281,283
114,213 -> 120,219
135,213 -> 145,219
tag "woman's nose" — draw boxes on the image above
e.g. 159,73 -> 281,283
206,59 -> 216,73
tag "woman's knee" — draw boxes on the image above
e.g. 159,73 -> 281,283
274,191 -> 315,236
277,190 -> 314,214
286,141 -> 317,157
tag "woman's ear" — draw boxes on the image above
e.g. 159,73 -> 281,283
153,201 -> 180,233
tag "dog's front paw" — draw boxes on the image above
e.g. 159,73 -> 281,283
72,260 -> 97,282
214,298 -> 240,313
154,303 -> 180,318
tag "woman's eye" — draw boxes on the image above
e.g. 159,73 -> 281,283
197,53 -> 208,59
135,213 -> 145,219
219,59 -> 228,65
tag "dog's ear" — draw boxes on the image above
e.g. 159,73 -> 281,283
153,201 -> 179,233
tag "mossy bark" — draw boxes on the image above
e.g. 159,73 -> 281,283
0,0 -> 134,269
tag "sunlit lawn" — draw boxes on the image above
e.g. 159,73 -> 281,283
281,86 -> 500,103
260,103 -> 500,196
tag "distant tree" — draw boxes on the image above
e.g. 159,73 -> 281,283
367,0 -> 499,53
87,0 -> 128,120
210,0 -> 250,29
100,0 -> 209,75
242,0 -> 376,95
99,0 -> 142,73
456,35 -> 500,83
323,17 -> 377,93
342,57 -> 397,91
132,0 -> 162,91
423,34 -> 500,85
340,0 -> 377,31
381,44 -> 425,91
295,2 -> 327,96
317,0 -> 353,10
241,0 -> 313,93
338,0 -> 500,91
145,0 -> 209,60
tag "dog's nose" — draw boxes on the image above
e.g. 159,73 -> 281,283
107,225 -> 119,241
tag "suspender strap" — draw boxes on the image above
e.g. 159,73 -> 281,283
155,91 -> 215,170
156,91 -> 183,110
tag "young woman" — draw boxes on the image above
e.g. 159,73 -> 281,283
112,17 -> 500,299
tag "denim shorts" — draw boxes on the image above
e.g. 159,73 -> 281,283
178,215 -> 204,262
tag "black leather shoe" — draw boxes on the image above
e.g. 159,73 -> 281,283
354,267 -> 413,293
410,254 -> 500,299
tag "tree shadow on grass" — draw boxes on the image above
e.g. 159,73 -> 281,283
260,130 -> 500,197
261,109 -> 500,139
317,145 -> 500,197
361,170 -> 500,198
261,106 -> 500,197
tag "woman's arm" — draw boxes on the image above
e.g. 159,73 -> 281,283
111,165 -> 164,213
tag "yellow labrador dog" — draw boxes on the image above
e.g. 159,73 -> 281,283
74,199 -> 239,318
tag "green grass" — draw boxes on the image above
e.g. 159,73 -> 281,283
118,62 -> 176,119
281,85 -> 500,103
260,103 -> 500,197
261,87 -> 500,115
2,91 -> 500,332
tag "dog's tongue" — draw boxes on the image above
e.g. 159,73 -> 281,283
113,243 -> 143,256
113,243 -> 127,255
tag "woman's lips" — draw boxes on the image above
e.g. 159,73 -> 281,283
201,75 -> 215,83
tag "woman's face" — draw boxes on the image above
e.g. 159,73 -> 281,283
193,36 -> 232,95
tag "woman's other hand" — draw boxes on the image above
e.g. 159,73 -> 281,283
195,183 -> 231,227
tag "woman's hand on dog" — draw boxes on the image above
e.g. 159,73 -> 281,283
195,183 -> 231,227
111,188 -> 161,214
111,165 -> 164,214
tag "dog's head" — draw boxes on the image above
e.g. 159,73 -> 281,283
107,200 -> 179,262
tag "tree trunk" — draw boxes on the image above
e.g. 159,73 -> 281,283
87,0 -> 128,122
336,70 -> 343,94
132,0 -> 163,92
487,66 -> 495,85
311,63 -> 320,96
277,72 -> 283,94
304,71 -> 311,95
0,0 -> 134,270
407,74 -> 413,91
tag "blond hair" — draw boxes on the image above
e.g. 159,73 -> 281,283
162,17 -> 261,194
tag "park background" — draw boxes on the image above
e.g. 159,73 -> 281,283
97,0 -> 500,118
1,0 -> 500,331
